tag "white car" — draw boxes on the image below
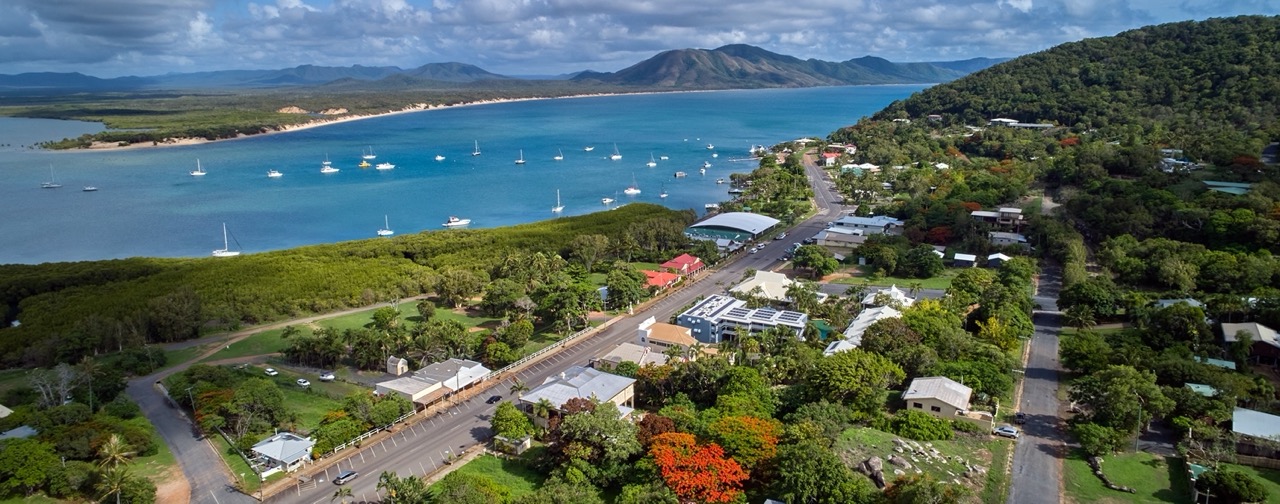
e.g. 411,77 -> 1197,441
296,379 -> 311,387
749,247 -> 759,254
993,426 -> 1019,439
264,368 -> 279,376
318,371 -> 335,382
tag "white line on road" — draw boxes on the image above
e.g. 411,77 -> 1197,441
209,490 -> 220,504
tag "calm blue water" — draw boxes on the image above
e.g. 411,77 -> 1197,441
0,85 -> 925,264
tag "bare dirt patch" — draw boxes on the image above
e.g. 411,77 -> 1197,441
154,468 -> 191,504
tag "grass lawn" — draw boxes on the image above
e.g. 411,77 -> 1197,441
0,368 -> 30,397
131,418 -> 179,483
214,433 -> 263,494
440,451 -> 546,499
982,436 -> 1012,504
244,364 -> 358,432
0,495 -> 59,504
163,345 -> 208,369
1063,449 -> 1190,504
200,328 -> 291,363
831,267 -> 961,290
837,427 -> 1004,495
1216,463 -> 1280,504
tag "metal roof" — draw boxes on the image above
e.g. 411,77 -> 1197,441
902,376 -> 973,411
252,433 -> 315,465
519,366 -> 635,410
1233,407 -> 1280,441
687,212 -> 781,235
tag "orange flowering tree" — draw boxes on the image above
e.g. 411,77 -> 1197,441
650,432 -> 748,504
706,415 -> 781,472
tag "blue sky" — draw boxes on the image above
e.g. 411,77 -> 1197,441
1,0 -> 1276,77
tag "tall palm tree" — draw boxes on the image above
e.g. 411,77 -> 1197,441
532,398 -> 555,421
97,466 -> 130,504
331,486 -> 353,503
97,433 -> 135,469
509,379 -> 530,396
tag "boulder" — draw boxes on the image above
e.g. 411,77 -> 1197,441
888,455 -> 913,469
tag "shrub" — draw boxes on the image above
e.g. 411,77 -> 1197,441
891,410 -> 954,441
1072,422 -> 1124,456
952,420 -> 985,434
1196,470 -> 1267,504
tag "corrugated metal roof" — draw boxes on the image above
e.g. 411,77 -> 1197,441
1233,407 -> 1280,441
687,212 -> 781,235
902,376 -> 973,411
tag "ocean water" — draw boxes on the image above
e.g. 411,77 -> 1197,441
0,85 -> 925,264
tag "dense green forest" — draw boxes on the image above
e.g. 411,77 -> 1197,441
875,15 -> 1280,167
0,204 -> 698,368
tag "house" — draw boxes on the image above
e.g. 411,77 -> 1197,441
821,152 -> 840,166
862,285 -> 915,308
519,366 -> 636,425
1204,181 -> 1254,196
1221,322 -> 1280,365
988,118 -> 1018,126
636,316 -> 722,361
815,227 -> 869,253
1232,407 -> 1280,459
824,306 -> 901,356
1186,383 -> 1218,397
643,270 -> 681,291
676,294 -> 808,344
1155,298 -> 1204,310
952,253 -> 977,268
988,231 -> 1029,250
661,253 -> 705,276
251,432 -> 315,475
593,342 -> 670,370
730,270 -> 829,304
987,253 -> 1012,267
375,358 -> 491,406
387,356 -> 410,376
831,215 -> 904,235
903,377 -> 972,417
1194,356 -> 1236,371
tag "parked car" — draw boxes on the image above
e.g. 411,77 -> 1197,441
334,471 -> 359,485
318,371 -> 335,382
775,232 -> 787,240
993,426 -> 1020,439
1014,412 -> 1027,424
803,237 -> 816,244
486,395 -> 503,404
296,379 -> 311,387
264,368 -> 279,376
749,247 -> 759,254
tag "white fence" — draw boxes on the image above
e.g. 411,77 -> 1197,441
328,408 -> 417,455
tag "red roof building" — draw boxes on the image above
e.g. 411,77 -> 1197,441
660,254 -> 705,276
644,270 -> 680,290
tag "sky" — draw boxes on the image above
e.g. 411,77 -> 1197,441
1,0 -> 1276,78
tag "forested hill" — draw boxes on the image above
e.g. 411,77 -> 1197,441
874,15 -> 1280,161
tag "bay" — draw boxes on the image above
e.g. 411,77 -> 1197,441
0,85 -> 925,264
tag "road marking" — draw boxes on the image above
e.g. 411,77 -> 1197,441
359,451 -> 365,463
208,490 -> 220,504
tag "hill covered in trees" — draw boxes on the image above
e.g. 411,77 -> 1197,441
875,15 -> 1280,166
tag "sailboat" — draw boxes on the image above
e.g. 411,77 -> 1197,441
41,165 -> 62,188
554,149 -> 564,161
624,173 -> 641,195
362,146 -> 377,160
377,215 -> 394,237
610,144 -> 622,161
321,155 -> 339,174
659,184 -> 668,199
212,223 -> 240,257
515,150 -> 526,165
189,159 -> 207,177
552,189 -> 564,213
471,140 -> 481,156
646,153 -> 657,168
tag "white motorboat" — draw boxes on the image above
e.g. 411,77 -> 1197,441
584,146 -> 595,152
267,170 -> 283,178
472,140 -> 481,156
377,215 -> 394,237
443,216 -> 471,227
659,184 -> 668,199
624,173 -> 641,195
712,153 -> 719,158
705,203 -> 720,210
212,223 -> 240,257
375,162 -> 395,170
41,165 -> 62,188
610,143 -> 622,161
554,149 -> 564,161
435,154 -> 446,161
515,149 -> 525,165
601,196 -> 615,205
674,171 -> 687,178
189,159 -> 207,177
321,155 -> 339,173
647,153 -> 657,168
362,146 -> 377,160
716,178 -> 725,184
552,189 -> 564,213
83,186 -> 98,192
659,155 -> 669,160
706,143 -> 715,150
703,161 -> 712,169
700,167 -> 707,175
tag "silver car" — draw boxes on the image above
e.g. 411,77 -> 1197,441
993,426 -> 1020,439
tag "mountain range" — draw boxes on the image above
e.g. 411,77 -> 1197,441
0,45 -> 1003,93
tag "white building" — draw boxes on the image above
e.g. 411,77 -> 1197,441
831,215 -> 904,235
862,285 -> 915,308
676,294 -> 808,344
730,270 -> 829,304
375,358 -> 490,406
823,306 -> 902,356
519,366 -> 636,422
251,432 -> 315,475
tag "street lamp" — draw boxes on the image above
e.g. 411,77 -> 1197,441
1134,393 -> 1145,452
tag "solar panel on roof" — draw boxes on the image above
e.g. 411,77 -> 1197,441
726,307 -> 751,318
778,312 -> 803,322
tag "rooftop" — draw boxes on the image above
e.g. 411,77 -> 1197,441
1221,322 -> 1280,349
953,253 -> 977,262
596,342 -> 670,368
730,270 -> 795,302
1194,356 -> 1236,370
687,212 -> 780,236
829,306 -> 901,355
988,231 -> 1028,242
1233,407 -> 1280,441
414,358 -> 490,391
638,317 -> 697,347
520,365 -> 635,410
252,432 -> 315,464
835,215 -> 903,228
862,285 -> 915,308
902,376 -> 973,411
1186,383 -> 1217,397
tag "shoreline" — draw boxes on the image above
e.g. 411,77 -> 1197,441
64,89 -> 711,152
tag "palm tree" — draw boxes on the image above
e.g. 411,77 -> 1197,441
1064,305 -> 1097,331
97,466 -> 130,504
331,486 -> 353,503
532,398 -> 555,421
509,379 -> 530,396
97,433 -> 135,469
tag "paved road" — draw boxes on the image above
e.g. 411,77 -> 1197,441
262,153 -> 845,504
1007,265 -> 1065,504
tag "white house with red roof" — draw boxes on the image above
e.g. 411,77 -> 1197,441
661,253 -> 705,276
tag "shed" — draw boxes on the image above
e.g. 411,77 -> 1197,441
952,253 -> 977,267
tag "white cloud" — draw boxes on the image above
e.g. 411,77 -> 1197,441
1,0 -> 1276,77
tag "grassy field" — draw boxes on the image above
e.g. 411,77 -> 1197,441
1063,449 -> 1190,504
831,267 -> 962,290
246,364 -> 361,431
439,451 -> 546,499
0,368 -> 30,397
162,345 -> 208,369
130,419 -> 179,483
214,433 -> 263,494
836,427 -> 1007,496
200,329 -> 291,363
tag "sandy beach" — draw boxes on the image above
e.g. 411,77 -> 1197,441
73,91 -> 680,152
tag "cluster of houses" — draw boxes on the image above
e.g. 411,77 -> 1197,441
810,212 -> 1028,267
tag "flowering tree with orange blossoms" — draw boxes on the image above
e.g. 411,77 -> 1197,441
649,432 -> 748,504
706,415 -> 781,472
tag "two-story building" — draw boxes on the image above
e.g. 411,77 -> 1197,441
831,215 -> 904,235
676,294 -> 808,344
